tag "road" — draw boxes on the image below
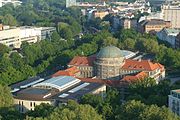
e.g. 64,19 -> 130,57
166,76 -> 180,85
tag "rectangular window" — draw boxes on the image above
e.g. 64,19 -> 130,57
18,101 -> 21,111
30,102 -> 32,107
34,102 -> 36,107
21,101 -> 24,112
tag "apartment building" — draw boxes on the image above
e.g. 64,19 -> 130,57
0,25 -> 55,48
120,18 -> 137,29
169,89 -> 180,115
138,19 -> 171,33
161,4 -> 180,28
157,28 -> 180,48
0,27 -> 21,48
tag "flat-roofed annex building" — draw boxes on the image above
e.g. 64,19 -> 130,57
12,76 -> 106,113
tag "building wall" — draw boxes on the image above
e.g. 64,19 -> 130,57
0,24 -> 3,30
95,57 -> 124,80
157,29 -> 180,48
14,98 -> 54,113
0,28 -> 21,48
175,33 -> 180,49
66,0 -> 76,8
169,93 -> 180,115
93,11 -> 109,19
148,68 -> 165,83
120,19 -> 131,29
145,24 -> 167,33
77,66 -> 94,78
91,85 -> 106,98
162,5 -> 180,28
0,26 -> 55,48
120,19 -> 137,29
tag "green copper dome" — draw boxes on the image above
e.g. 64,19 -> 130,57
97,46 -> 123,58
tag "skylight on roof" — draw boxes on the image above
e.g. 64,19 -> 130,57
58,93 -> 69,98
68,83 -> 90,93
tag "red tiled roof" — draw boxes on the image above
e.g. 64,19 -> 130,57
68,55 -> 96,66
52,66 -> 80,77
122,71 -> 148,82
78,78 -> 105,84
78,78 -> 129,87
122,59 -> 164,71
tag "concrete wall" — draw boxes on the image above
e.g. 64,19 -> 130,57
14,98 -> 54,113
168,95 -> 180,115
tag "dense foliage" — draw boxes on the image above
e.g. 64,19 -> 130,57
0,0 -> 180,120
26,100 -> 102,120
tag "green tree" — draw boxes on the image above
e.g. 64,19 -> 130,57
0,85 -> 13,107
3,14 -> 17,26
139,105 -> 179,120
27,103 -> 54,118
57,22 -> 73,40
0,44 -> 10,57
116,100 -> 146,120
48,100 -> 102,120
80,94 -> 104,108
122,38 -> 136,50
102,37 -> 118,47
116,100 -> 180,120
51,31 -> 61,41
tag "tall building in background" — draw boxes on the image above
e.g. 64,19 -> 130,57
161,4 -> 180,28
66,0 -> 76,8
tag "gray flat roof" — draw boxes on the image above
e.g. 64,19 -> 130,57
14,81 -> 105,101
21,88 -> 50,95
10,76 -> 41,90
51,82 -> 104,101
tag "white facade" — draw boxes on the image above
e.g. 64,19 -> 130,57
0,0 -> 22,7
0,28 -> 21,48
66,0 -> 76,8
0,26 -> 55,48
157,28 -> 180,48
139,12 -> 163,23
161,4 -> 180,28
14,99 -> 54,113
168,90 -> 180,116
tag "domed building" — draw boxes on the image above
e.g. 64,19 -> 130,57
94,46 -> 125,80
65,45 -> 165,84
